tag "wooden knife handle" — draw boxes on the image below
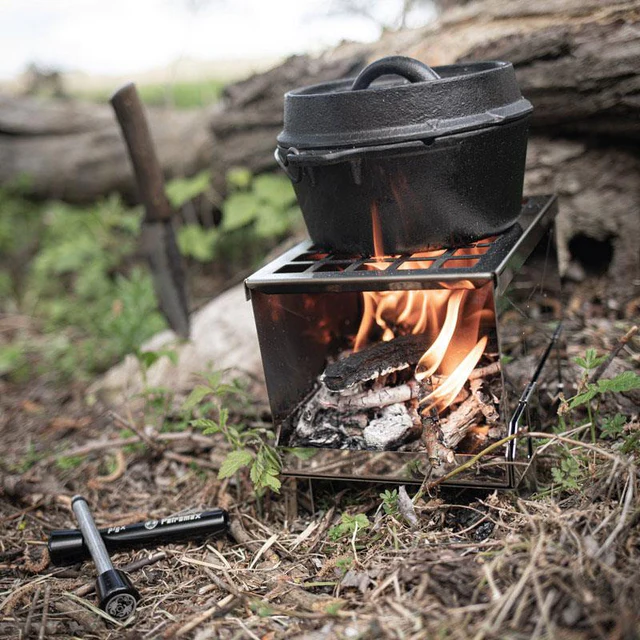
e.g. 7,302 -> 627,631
110,82 -> 173,222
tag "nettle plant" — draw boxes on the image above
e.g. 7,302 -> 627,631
183,372 -> 282,494
561,347 -> 640,445
548,345 -> 640,495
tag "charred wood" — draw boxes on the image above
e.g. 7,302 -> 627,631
322,334 -> 429,391
439,379 -> 500,449
439,395 -> 484,450
317,381 -> 420,410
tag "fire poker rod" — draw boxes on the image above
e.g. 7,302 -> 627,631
49,508 -> 228,566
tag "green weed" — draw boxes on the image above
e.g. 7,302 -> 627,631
55,455 -> 85,471
14,443 -> 44,473
184,372 -> 281,495
562,346 -> 640,444
0,167 -> 300,386
550,456 -> 584,492
328,513 -> 371,542
544,344 -> 640,497
380,488 -> 400,517
177,169 -> 301,264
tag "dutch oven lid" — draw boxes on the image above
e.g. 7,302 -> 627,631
277,56 -> 532,150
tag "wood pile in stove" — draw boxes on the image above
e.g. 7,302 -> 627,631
286,333 -> 505,463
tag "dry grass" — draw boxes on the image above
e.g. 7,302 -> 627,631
1,301 -> 639,639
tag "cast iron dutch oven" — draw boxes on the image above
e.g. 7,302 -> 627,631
275,56 -> 532,255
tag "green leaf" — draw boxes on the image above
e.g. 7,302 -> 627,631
226,167 -> 253,191
328,512 -> 371,541
574,348 -> 607,371
250,600 -> 275,617
254,204 -> 297,239
205,371 -> 222,389
601,413 -> 627,439
597,371 -> 640,394
218,407 -> 229,430
218,449 -> 254,479
202,424 -> 221,436
0,344 -> 28,377
568,386 -> 599,409
347,513 -> 370,530
250,448 -> 266,485
252,173 -> 296,208
177,224 -> 218,262
324,601 -> 345,616
166,171 -> 211,208
189,418 -> 218,431
621,432 -> 640,455
261,472 -> 281,493
136,348 -> 177,371
221,192 -> 260,231
56,455 -> 85,470
162,349 -> 179,366
183,385 -> 213,412
263,445 -> 281,473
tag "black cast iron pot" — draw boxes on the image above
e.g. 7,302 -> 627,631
275,56 -> 532,255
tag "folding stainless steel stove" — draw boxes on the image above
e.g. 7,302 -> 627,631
245,195 -> 563,488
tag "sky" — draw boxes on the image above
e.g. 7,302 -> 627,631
0,0 -> 437,80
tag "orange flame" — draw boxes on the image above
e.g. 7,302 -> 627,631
415,289 -> 466,379
371,202 -> 385,259
353,206 -> 495,414
420,335 -> 488,412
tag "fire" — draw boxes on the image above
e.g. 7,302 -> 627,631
353,209 -> 494,414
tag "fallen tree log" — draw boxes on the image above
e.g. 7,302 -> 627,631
3,0 -> 638,199
0,96 -> 217,203
211,0 -> 640,170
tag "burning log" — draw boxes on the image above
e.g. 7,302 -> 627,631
317,381 -> 420,411
322,334 -> 429,391
440,379 -> 500,449
288,350 -> 502,455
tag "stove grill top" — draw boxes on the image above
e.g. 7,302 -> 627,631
246,195 -> 556,296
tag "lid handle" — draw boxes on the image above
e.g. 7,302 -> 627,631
350,56 -> 440,91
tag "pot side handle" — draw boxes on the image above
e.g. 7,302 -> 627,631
350,56 -> 440,91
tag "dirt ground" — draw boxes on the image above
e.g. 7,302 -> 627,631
1,278 -> 639,640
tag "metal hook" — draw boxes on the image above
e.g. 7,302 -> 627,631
274,146 -> 302,183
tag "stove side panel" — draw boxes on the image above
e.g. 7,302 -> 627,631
249,290 -> 360,438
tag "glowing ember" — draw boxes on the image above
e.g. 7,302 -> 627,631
353,209 -> 495,415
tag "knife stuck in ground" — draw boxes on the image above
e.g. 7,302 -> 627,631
110,83 -> 190,338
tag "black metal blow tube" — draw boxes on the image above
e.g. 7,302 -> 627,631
49,508 -> 228,566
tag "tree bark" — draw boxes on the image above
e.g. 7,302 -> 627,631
524,138 -> 640,280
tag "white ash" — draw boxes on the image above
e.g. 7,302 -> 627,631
363,403 -> 417,450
